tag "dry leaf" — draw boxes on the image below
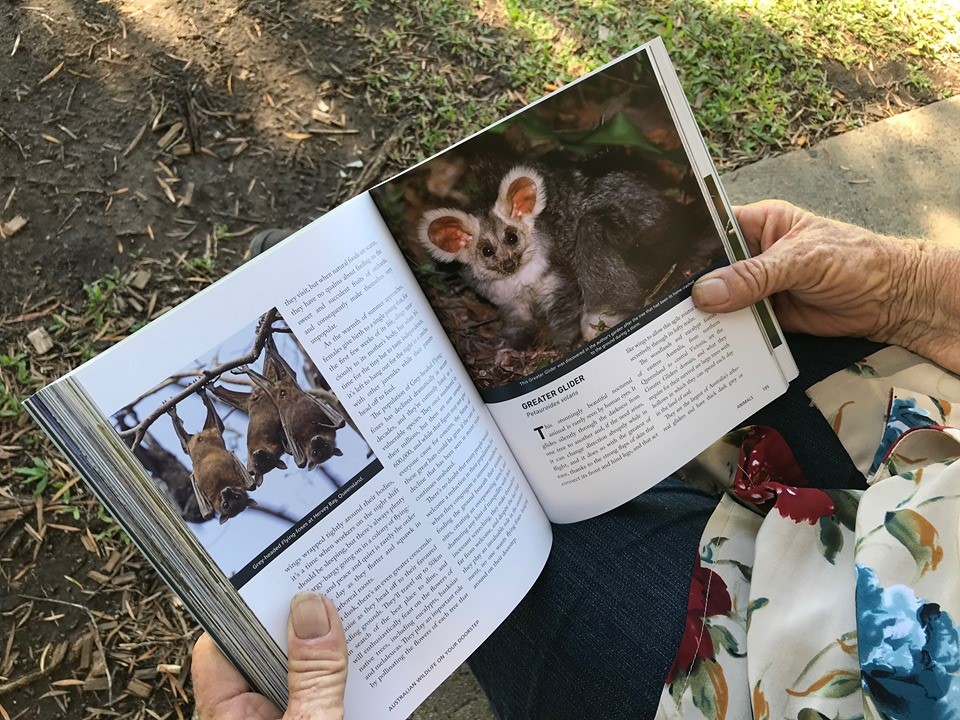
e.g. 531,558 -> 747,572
155,176 -> 176,203
129,270 -> 151,290
123,122 -> 149,157
39,60 -> 64,85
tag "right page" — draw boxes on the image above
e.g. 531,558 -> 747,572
370,38 -> 797,523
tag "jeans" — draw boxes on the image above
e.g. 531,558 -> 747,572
468,334 -> 885,719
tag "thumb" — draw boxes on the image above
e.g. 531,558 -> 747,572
692,255 -> 790,313
285,592 -> 348,720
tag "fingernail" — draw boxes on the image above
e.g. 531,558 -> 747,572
692,277 -> 729,307
291,592 -> 331,640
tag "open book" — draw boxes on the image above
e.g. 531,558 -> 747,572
26,38 -> 798,718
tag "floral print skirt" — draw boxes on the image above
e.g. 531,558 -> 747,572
657,347 -> 960,720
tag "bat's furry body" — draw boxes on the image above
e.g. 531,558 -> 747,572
168,389 -> 257,524
245,339 -> 346,471
211,357 -> 289,486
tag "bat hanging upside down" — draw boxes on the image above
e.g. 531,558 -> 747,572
210,349 -> 289,487
242,337 -> 346,471
168,388 -> 258,524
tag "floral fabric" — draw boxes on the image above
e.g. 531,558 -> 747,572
657,347 -> 960,720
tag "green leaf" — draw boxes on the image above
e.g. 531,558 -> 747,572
746,597 -> 769,633
708,623 -> 744,658
668,669 -> 687,706
717,558 -> 752,582
786,669 -> 861,699
688,659 -> 727,720
817,515 -> 844,565
829,490 -> 860,531
701,536 -> 728,563
846,361 -> 878,377
885,508 -> 944,575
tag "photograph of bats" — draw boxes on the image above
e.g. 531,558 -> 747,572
111,307 -> 375,579
370,49 -> 727,392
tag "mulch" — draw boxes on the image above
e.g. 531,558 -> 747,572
1,2 -> 956,719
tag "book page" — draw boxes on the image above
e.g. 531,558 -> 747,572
369,40 -> 792,523
65,193 -> 552,717
489,300 -> 784,521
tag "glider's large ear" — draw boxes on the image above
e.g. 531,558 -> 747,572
495,166 -> 546,223
418,208 -> 480,262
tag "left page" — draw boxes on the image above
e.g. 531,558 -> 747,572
26,192 -> 552,718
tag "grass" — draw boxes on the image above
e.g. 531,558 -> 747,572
1,352 -> 85,517
7,0 -> 958,509
9,0 -> 958,504
354,0 -> 958,166
14,456 -> 54,495
2,258 -> 191,509
0,353 -> 30,419
84,268 -> 126,330
0,4 -> 956,714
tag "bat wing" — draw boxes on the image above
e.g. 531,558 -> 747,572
209,384 -> 250,412
306,391 -> 346,429
190,473 -> 215,520
230,451 -> 257,490
278,408 -> 308,468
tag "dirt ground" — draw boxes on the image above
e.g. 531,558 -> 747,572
1,1 -> 510,716
0,1 -> 956,719
0,0 -> 445,318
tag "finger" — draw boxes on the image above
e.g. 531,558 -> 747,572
285,592 -> 349,719
193,634 -> 251,709
692,251 -> 797,313
192,633 -> 281,720
734,200 -> 805,254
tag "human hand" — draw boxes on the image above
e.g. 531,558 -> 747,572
691,199 -> 960,373
192,591 -> 348,720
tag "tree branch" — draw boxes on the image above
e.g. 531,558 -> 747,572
119,308 -> 281,450
317,464 -> 344,489
248,504 -> 298,525
114,370 -> 204,414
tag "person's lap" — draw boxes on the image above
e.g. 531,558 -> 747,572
468,334 -> 884,719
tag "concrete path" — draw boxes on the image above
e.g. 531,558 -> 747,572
411,95 -> 960,720
724,96 -> 960,245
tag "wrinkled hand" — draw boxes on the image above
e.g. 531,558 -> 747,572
692,200 -> 960,373
193,592 -> 348,720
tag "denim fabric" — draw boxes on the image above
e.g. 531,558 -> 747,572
468,333 -> 886,719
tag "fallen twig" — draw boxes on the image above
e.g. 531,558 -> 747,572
0,126 -> 26,160
14,595 -> 111,702
347,116 -> 413,199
